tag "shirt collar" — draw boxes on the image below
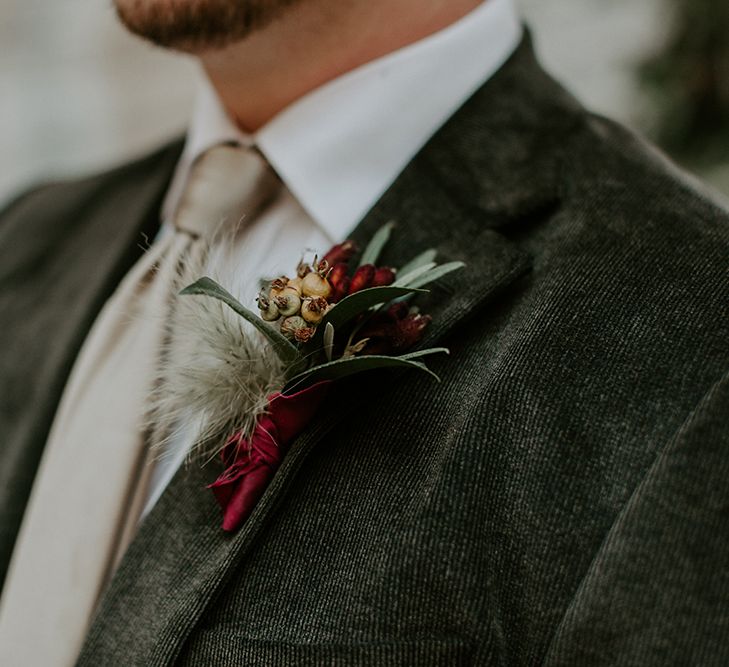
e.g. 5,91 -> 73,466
163,0 -> 522,241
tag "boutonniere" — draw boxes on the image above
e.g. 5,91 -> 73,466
180,223 -> 463,531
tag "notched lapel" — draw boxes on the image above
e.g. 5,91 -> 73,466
348,164 -> 534,352
81,169 -> 535,667
77,460 -> 229,666
80,35 -> 577,667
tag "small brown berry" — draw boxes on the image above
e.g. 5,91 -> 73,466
256,293 -> 280,322
301,296 -> 328,324
296,260 -> 312,279
293,326 -> 316,343
286,276 -> 303,295
269,276 -> 289,298
280,315 -> 308,339
302,271 -> 333,299
274,292 -> 301,317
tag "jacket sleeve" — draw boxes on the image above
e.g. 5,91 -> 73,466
543,370 -> 729,666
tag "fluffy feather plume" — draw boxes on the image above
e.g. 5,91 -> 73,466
147,227 -> 286,465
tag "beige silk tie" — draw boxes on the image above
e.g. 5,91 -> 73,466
0,145 -> 279,667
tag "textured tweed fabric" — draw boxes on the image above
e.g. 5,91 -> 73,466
1,36 -> 728,666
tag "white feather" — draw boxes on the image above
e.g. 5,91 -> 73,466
147,223 -> 287,463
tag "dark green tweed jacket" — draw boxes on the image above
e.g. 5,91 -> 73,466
1,37 -> 728,666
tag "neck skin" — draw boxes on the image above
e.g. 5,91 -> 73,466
201,0 -> 484,133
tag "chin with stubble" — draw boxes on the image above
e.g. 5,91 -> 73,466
114,0 -> 304,52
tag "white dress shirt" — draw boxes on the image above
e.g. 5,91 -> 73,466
144,0 -> 522,515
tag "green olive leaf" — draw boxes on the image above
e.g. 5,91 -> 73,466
308,285 -> 427,351
323,322 -> 335,362
404,261 -> 465,289
393,262 -> 437,287
358,221 -> 394,267
284,347 -> 449,392
397,248 -> 438,278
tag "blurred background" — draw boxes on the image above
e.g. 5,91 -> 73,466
1,0 -> 728,205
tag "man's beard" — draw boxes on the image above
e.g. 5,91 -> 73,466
114,0 -> 304,52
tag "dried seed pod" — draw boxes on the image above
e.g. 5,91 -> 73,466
296,260 -> 312,279
286,276 -> 303,295
274,292 -> 301,317
301,296 -> 328,324
301,271 -> 333,299
269,276 -> 290,298
280,315 -> 308,339
256,292 -> 280,321
293,326 -> 316,344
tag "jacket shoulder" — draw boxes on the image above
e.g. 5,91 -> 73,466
566,111 -> 729,244
0,138 -> 184,230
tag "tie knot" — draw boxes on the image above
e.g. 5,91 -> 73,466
173,144 -> 279,237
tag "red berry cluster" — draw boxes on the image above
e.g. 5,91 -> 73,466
323,241 -> 397,303
358,302 -> 432,355
323,240 -> 431,354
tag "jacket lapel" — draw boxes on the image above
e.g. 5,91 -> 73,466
79,34 -> 576,666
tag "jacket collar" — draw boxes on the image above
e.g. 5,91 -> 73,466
78,34 -> 579,666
